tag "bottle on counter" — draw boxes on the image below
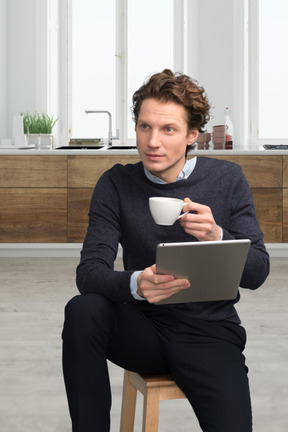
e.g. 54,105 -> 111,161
224,107 -> 233,149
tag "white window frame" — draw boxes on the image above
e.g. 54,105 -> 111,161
58,0 -> 195,145
58,0 -> 72,146
248,0 -> 258,146
248,0 -> 288,146
233,0 -> 249,149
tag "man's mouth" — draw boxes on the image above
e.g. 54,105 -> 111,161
145,153 -> 164,160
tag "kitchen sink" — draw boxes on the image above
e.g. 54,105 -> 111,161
55,145 -> 105,150
107,146 -> 137,150
54,145 -> 137,150
263,145 -> 288,150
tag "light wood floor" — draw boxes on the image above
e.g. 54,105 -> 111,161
0,257 -> 287,431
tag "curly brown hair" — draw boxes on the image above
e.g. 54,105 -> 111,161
131,69 -> 211,133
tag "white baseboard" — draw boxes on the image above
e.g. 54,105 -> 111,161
264,243 -> 288,258
0,243 -> 83,258
0,243 -> 287,258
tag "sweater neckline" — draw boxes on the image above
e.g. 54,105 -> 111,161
140,157 -> 201,188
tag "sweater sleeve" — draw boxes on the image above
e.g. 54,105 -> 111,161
221,165 -> 270,290
76,170 -> 136,303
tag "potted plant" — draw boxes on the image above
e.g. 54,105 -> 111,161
21,112 -> 58,148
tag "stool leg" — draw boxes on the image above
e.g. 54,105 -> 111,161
142,387 -> 160,432
120,371 -> 137,432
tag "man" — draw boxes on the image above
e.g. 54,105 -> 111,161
62,69 -> 269,431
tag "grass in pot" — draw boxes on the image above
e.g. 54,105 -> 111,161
22,112 -> 58,147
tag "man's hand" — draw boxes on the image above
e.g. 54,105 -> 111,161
137,265 -> 190,304
179,198 -> 221,241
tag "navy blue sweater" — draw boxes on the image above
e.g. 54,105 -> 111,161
76,156 -> 270,323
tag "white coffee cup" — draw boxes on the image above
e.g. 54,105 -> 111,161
149,197 -> 186,226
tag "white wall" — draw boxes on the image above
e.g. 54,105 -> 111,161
6,0 -> 39,137
1,0 -> 242,145
0,0 -> 8,138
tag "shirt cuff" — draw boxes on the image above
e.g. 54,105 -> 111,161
130,271 -> 146,300
219,227 -> 223,240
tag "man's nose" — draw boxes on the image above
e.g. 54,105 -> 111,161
148,129 -> 160,147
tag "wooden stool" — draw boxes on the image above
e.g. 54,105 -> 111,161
120,370 -> 186,432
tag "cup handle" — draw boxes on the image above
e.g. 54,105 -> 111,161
178,202 -> 189,219
177,210 -> 190,220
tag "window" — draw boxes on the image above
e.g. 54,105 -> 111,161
70,0 -> 175,144
126,0 -> 174,139
250,0 -> 288,143
58,1 -> 239,147
71,0 -> 116,139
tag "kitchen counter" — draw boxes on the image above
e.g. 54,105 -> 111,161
1,149 -> 287,244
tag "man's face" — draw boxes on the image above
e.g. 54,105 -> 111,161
135,98 -> 198,183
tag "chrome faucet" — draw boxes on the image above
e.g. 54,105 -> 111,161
85,110 -> 115,146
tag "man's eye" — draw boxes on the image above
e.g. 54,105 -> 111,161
165,127 -> 173,132
140,124 -> 149,129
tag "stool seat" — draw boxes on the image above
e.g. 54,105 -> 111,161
120,370 -> 186,432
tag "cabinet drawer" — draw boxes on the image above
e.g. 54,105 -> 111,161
0,156 -> 67,188
0,188 -> 67,242
251,188 -> 283,243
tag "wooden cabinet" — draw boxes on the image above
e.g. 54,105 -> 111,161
0,156 -> 67,242
283,157 -> 288,242
283,189 -> 288,243
251,188 -> 282,243
283,156 -> 288,188
0,188 -> 67,242
0,155 -> 67,187
0,153 -> 287,243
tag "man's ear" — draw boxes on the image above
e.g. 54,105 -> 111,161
187,129 -> 198,145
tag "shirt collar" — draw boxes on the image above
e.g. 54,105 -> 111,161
144,157 -> 197,184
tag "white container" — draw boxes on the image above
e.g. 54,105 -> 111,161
12,115 -> 24,141
27,134 -> 54,149
12,115 -> 27,147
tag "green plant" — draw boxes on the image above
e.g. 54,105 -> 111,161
21,112 -> 58,134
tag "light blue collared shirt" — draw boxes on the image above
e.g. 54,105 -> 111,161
143,157 -> 197,184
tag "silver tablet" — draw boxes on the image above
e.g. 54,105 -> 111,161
155,239 -> 251,304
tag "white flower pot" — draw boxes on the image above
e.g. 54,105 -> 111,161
27,134 -> 54,149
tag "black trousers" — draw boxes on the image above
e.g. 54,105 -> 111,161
62,294 -> 252,432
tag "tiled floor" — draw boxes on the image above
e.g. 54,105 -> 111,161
0,257 -> 287,431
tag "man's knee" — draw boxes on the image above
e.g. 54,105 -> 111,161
63,294 -> 116,340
